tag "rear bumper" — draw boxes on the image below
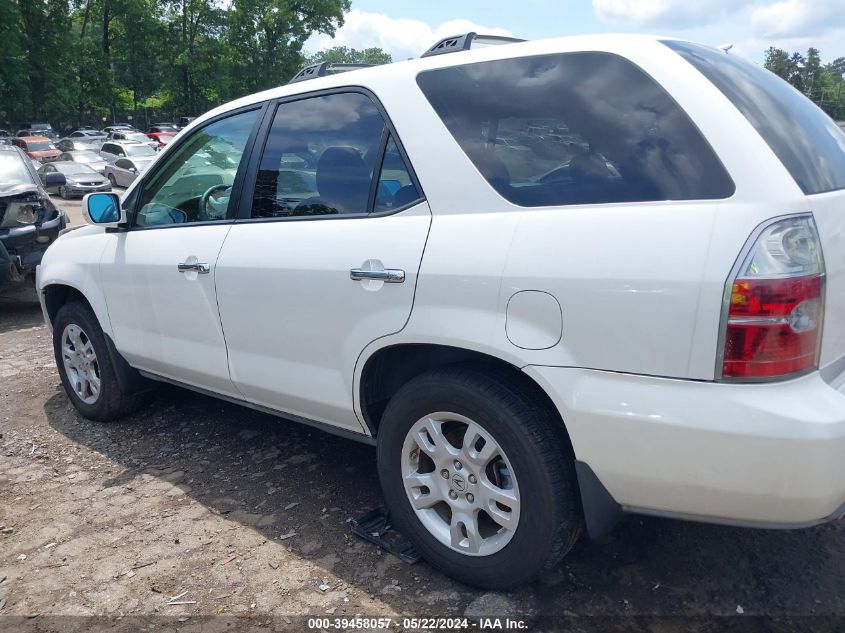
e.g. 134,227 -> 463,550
525,366 -> 845,528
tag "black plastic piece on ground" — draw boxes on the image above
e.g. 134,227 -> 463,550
351,508 -> 421,564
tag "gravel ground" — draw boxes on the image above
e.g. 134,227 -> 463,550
1,285 -> 844,633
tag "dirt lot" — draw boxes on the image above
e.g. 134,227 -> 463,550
1,284 -> 844,633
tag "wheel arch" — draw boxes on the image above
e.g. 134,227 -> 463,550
358,343 -> 568,443
43,282 -> 147,395
357,342 -> 623,539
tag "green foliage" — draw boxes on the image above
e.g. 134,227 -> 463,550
0,0 -> 352,128
307,45 -> 392,66
765,46 -> 845,120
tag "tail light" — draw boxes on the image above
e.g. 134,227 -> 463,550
719,215 -> 825,380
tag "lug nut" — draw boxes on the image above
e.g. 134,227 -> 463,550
468,474 -> 477,484
440,469 -> 449,479
448,490 -> 458,500
466,493 -> 474,503
454,460 -> 463,470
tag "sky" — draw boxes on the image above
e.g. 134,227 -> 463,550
304,0 -> 845,64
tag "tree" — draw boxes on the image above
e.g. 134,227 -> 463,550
765,46 -> 845,120
226,0 -> 350,97
307,45 -> 392,66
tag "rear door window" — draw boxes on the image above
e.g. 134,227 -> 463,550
416,52 -> 734,207
664,40 -> 845,195
252,92 -> 389,218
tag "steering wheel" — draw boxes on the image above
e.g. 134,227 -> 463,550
198,184 -> 233,221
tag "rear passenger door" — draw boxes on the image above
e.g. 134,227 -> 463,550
215,90 -> 430,433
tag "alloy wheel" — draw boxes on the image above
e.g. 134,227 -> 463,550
400,412 -> 521,556
61,324 -> 101,404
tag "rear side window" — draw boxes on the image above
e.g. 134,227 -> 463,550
664,40 -> 845,195
416,52 -> 734,207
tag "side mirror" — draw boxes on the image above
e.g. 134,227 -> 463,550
82,192 -> 126,227
44,172 -> 66,187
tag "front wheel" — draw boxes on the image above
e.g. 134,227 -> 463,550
53,301 -> 146,421
377,367 -> 582,588
108,173 -> 117,187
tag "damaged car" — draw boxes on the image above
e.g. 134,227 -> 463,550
1,145 -> 67,286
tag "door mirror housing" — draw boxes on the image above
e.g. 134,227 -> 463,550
82,192 -> 126,227
43,172 -> 66,187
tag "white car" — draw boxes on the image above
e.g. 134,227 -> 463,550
103,157 -> 153,188
35,34 -> 845,588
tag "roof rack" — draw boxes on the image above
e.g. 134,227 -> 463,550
421,32 -> 525,58
288,62 -> 374,84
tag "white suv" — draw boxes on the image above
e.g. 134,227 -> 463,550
35,34 -> 845,588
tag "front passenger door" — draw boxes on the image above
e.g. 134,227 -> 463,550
97,107 -> 262,396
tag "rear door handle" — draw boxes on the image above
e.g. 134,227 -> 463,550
177,262 -> 210,274
350,268 -> 405,283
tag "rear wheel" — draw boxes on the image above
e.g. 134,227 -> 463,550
59,185 -> 69,199
377,367 -> 582,588
53,301 -> 146,421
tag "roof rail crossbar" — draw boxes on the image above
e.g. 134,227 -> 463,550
288,62 -> 374,84
421,32 -> 525,58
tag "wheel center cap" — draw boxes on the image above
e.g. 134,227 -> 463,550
450,473 -> 466,492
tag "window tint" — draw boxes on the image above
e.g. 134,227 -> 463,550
417,52 -> 734,207
252,92 -> 386,217
136,108 -> 259,227
115,159 -> 131,169
374,137 -> 420,212
664,40 -> 845,195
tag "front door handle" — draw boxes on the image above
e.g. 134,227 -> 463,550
350,268 -> 405,283
177,262 -> 210,274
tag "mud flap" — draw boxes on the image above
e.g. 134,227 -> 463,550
350,508 -> 421,564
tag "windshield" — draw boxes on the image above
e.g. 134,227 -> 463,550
0,154 -> 35,186
54,163 -> 96,175
27,141 -> 57,151
126,144 -> 156,156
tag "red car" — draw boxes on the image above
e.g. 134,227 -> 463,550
12,136 -> 61,162
145,125 -> 177,148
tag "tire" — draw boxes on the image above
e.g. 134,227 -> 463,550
377,367 -> 582,588
108,173 -> 116,187
59,185 -> 69,199
53,300 -> 146,421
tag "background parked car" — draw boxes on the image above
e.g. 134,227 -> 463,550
106,129 -> 158,149
67,129 -> 107,145
0,136 -> 12,146
58,150 -> 108,174
104,156 -> 153,187
11,136 -> 61,162
145,125 -> 177,148
37,161 -> 111,198
103,124 -> 137,134
99,140 -> 156,163
0,145 -> 66,286
177,116 -> 195,129
56,138 -> 100,152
